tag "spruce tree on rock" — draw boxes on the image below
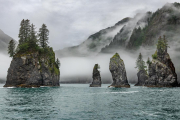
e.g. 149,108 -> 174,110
157,35 -> 168,55
18,19 -> 25,45
135,53 -> 147,71
8,39 -> 16,57
146,57 -> 151,73
146,57 -> 151,65
56,58 -> 60,69
24,19 -> 31,42
39,24 -> 49,49
29,24 -> 37,49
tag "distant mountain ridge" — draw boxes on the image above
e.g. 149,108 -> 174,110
0,29 -> 15,54
56,2 -> 180,57
55,17 -> 131,57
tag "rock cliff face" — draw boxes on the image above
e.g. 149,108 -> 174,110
90,64 -> 101,87
4,52 -> 60,87
135,70 -> 148,86
109,53 -> 130,88
145,47 -> 178,87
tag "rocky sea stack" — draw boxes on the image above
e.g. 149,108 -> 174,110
90,64 -> 101,87
135,70 -> 148,86
4,19 -> 60,87
145,36 -> 178,87
4,51 -> 60,87
134,53 -> 148,86
109,53 -> 130,88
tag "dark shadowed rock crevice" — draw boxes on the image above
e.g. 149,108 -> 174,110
90,64 -> 101,87
109,53 -> 130,88
135,70 -> 148,86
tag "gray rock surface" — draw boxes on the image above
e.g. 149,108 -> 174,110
90,64 -> 101,87
4,52 -> 60,87
135,70 -> 148,86
145,49 -> 178,87
109,53 -> 130,88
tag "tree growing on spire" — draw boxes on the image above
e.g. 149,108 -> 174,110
135,53 -> 147,71
8,39 -> 16,57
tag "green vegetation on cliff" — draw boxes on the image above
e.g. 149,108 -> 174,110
8,39 -> 16,57
94,64 -> 100,70
146,57 -> 151,65
126,3 -> 180,50
152,35 -> 168,60
156,36 -> 168,54
112,53 -> 120,59
152,51 -> 157,59
8,19 -> 60,75
110,53 -> 123,65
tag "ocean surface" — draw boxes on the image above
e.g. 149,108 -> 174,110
0,84 -> 180,120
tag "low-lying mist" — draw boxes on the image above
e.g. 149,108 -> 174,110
0,54 -> 11,83
59,40 -> 180,84
60,50 -> 142,83
1,43 -> 180,84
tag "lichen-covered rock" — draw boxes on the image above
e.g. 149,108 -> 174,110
135,70 -> 148,86
145,48 -> 178,87
4,52 -> 60,87
109,53 -> 130,88
90,64 -> 101,87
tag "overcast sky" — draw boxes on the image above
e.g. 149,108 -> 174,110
0,0 -> 179,50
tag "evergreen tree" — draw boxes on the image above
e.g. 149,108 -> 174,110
56,58 -> 60,69
18,19 -> 25,45
24,19 -> 31,42
29,23 -> 38,49
135,53 -> 147,71
163,35 -> 169,48
38,24 -> 49,49
146,57 -> 151,65
18,19 -> 31,44
157,35 -> 168,54
146,57 -> 151,73
8,39 -> 16,57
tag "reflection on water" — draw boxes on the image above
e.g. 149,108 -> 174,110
0,84 -> 180,120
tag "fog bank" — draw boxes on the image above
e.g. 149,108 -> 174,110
0,54 -> 11,82
60,50 -> 142,83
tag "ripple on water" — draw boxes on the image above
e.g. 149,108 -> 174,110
0,84 -> 180,120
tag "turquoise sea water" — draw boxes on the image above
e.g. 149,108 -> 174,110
0,84 -> 180,120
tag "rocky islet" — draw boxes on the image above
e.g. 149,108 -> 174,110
90,64 -> 101,87
108,53 -> 130,88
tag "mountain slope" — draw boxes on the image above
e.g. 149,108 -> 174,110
101,12 -> 152,53
0,29 -> 14,54
101,2 -> 180,52
56,2 -> 180,83
56,2 -> 180,57
55,17 -> 131,57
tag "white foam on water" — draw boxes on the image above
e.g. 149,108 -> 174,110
159,90 -> 164,91
108,86 -> 115,88
105,91 -> 139,94
40,86 -> 50,88
138,111 -> 158,117
6,87 -> 15,88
